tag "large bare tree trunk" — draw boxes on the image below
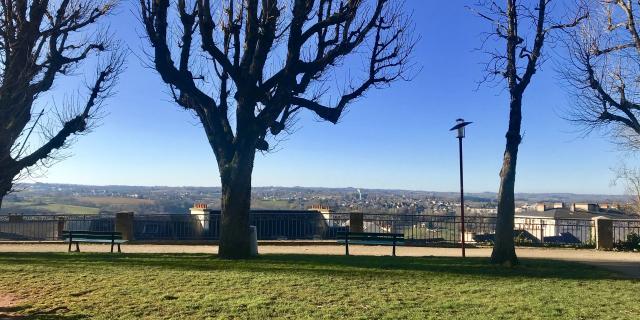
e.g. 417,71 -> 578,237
491,95 -> 522,265
217,136 -> 256,259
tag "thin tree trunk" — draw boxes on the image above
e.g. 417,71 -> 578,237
491,95 -> 522,265
0,180 -> 10,209
0,162 -> 15,210
218,148 -> 256,259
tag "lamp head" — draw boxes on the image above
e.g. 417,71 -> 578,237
449,118 -> 472,138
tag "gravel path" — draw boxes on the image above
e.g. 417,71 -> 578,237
1,243 -> 638,278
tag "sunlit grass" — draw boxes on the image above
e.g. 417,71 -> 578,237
0,252 -> 637,319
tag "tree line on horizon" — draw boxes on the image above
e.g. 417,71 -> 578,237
1,0 -> 640,262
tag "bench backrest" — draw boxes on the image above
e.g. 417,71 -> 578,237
337,231 -> 404,242
62,230 -> 123,240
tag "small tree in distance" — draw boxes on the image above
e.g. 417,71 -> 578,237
611,163 -> 640,215
0,0 -> 125,208
139,0 -> 416,258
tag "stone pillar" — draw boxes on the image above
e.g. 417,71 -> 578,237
593,217 -> 613,251
349,212 -> 363,233
190,204 -> 211,232
115,211 -> 134,241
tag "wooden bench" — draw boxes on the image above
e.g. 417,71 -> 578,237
337,231 -> 404,256
62,231 -> 127,253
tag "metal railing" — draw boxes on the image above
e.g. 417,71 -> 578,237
0,212 -> 632,248
613,220 -> 640,243
356,214 -> 595,247
0,214 -> 115,241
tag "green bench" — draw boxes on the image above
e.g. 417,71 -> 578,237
62,230 -> 127,253
337,231 -> 404,256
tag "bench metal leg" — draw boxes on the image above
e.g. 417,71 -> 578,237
110,243 -> 114,253
118,244 -> 121,253
392,243 -> 396,257
68,241 -> 72,253
345,230 -> 350,256
75,242 -> 80,252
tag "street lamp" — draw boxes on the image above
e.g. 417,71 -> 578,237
450,118 -> 472,258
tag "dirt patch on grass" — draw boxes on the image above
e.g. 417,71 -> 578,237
0,293 -> 21,308
0,292 -> 25,318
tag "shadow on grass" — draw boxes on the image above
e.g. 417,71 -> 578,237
0,252 -> 624,281
0,305 -> 88,320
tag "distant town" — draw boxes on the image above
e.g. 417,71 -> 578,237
2,183 -> 635,219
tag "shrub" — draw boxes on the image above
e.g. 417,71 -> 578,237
614,233 -> 640,252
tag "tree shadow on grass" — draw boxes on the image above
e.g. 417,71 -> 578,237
0,252 -> 627,281
0,305 -> 88,320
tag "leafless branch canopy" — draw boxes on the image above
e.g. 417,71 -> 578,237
0,0 -> 124,195
139,0 -> 416,162
473,0 -> 587,94
564,0 -> 640,150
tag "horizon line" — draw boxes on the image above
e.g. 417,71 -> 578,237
17,182 -> 628,197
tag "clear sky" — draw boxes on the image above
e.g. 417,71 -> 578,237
30,1 -> 637,194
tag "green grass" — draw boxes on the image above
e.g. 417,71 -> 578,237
0,253 -> 638,319
36,204 -> 100,215
2,201 -> 99,215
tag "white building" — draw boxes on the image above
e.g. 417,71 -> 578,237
513,205 -> 627,243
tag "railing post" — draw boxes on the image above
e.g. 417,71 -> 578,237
115,211 -> 134,241
57,217 -> 66,240
349,212 -> 363,233
593,217 -> 613,251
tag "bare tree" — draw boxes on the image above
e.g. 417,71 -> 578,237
565,0 -> 640,151
0,0 -> 125,208
611,162 -> 640,215
474,0 -> 585,265
139,0 -> 416,258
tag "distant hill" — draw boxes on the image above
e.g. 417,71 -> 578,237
13,183 -> 628,204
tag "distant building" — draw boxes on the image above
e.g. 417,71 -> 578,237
308,205 -> 333,214
571,203 -> 599,212
513,206 -> 627,243
534,202 -> 566,212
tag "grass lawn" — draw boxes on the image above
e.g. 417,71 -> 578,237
37,204 -> 100,215
2,201 -> 100,215
0,253 -> 638,319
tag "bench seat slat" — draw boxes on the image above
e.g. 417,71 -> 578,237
342,235 -> 401,239
337,232 -> 403,237
337,240 -> 405,246
64,239 -> 127,244
63,235 -> 123,240
63,231 -> 122,235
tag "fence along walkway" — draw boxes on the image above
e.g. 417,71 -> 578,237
0,212 -> 638,248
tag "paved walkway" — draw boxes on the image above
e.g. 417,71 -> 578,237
0,243 -> 638,278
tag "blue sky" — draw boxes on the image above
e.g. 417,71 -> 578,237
30,1 -> 635,194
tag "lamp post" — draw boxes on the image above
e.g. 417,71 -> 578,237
450,118 -> 472,258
